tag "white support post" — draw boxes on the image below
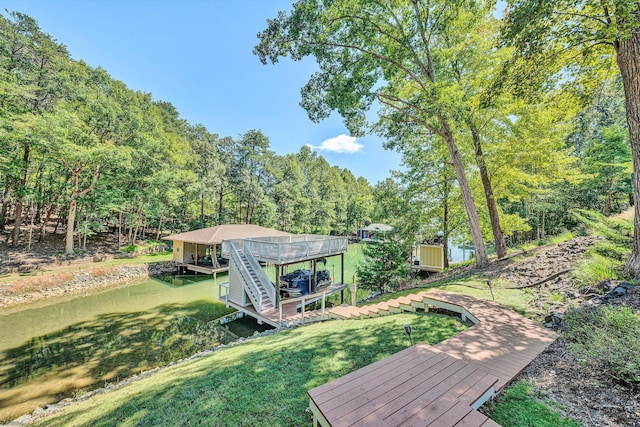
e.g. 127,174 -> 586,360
279,302 -> 282,324
321,292 -> 326,315
301,297 -> 305,322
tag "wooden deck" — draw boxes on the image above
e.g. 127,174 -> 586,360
309,289 -> 557,426
221,283 -> 348,327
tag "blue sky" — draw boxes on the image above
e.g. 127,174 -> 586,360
3,0 -> 402,184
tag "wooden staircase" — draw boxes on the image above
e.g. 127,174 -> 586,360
327,291 -> 434,321
238,251 -> 274,312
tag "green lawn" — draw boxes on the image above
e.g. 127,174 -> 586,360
31,312 -> 467,427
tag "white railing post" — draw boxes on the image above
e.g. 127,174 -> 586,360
301,297 -> 305,323
279,302 -> 282,324
321,292 -> 326,315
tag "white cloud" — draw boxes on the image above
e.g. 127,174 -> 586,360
307,134 -> 364,154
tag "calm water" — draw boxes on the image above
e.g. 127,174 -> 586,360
0,275 -> 231,422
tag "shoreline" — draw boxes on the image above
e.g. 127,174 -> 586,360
0,262 -> 177,311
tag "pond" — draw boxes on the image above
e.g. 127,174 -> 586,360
0,275 -> 237,423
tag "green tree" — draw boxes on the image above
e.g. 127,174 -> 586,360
356,231 -> 411,293
255,0 -> 492,267
0,11 -> 69,246
502,0 -> 640,276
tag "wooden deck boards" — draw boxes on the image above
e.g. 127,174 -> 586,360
309,289 -> 557,427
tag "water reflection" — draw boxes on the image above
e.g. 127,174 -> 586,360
0,277 -> 234,422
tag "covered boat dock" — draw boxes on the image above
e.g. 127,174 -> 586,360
220,234 -> 350,327
163,224 -> 291,282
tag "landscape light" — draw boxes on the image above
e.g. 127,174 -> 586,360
404,324 -> 413,346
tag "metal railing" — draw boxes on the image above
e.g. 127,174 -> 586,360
223,235 -> 348,265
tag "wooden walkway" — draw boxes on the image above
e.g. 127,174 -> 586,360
308,289 -> 557,427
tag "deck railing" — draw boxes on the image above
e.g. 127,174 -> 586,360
223,235 -> 348,265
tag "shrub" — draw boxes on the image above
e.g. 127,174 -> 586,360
563,304 -> 640,386
122,244 -> 139,253
356,233 -> 411,293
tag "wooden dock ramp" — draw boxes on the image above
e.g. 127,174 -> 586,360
309,289 -> 557,426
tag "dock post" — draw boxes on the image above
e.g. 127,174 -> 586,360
321,292 -> 326,315
350,280 -> 357,306
301,297 -> 305,322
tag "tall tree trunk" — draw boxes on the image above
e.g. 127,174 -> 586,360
118,211 -> 122,248
27,203 -> 35,251
617,22 -> 640,276
12,144 -> 30,247
469,124 -> 507,259
201,193 -> 205,225
65,197 -> 77,255
38,175 -> 69,242
218,190 -> 224,225
155,216 -> 163,241
440,118 -> 488,267
64,163 -> 100,255
442,169 -> 450,269
0,186 -> 9,229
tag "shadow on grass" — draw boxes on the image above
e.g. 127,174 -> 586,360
0,300 -> 234,422
31,312 -> 467,427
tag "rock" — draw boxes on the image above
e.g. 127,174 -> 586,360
601,285 -> 628,301
618,282 -> 634,290
9,414 -> 33,425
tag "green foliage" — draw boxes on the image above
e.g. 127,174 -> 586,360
121,244 -> 139,253
356,233 -> 411,293
486,381 -> 580,427
589,241 -> 631,262
563,305 -> 640,385
570,209 -> 632,285
570,210 -> 631,244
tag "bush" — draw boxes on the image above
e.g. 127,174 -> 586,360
122,244 -> 140,253
356,233 -> 411,293
563,304 -> 640,386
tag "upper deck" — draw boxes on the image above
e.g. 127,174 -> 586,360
222,234 -> 348,265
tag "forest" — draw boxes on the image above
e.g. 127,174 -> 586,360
0,5 -> 635,265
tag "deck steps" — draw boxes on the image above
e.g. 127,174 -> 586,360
312,289 -> 558,427
328,292 -> 442,321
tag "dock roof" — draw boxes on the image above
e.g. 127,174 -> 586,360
164,224 -> 291,245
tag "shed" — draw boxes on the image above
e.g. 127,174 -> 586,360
357,223 -> 392,241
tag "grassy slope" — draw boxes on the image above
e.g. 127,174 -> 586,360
32,313 -> 467,427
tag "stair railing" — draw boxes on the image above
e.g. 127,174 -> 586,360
229,241 -> 264,312
244,246 -> 275,310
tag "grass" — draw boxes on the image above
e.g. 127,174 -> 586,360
486,381 -> 580,427
30,312 -> 467,426
515,230 -> 574,253
570,209 -> 633,286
